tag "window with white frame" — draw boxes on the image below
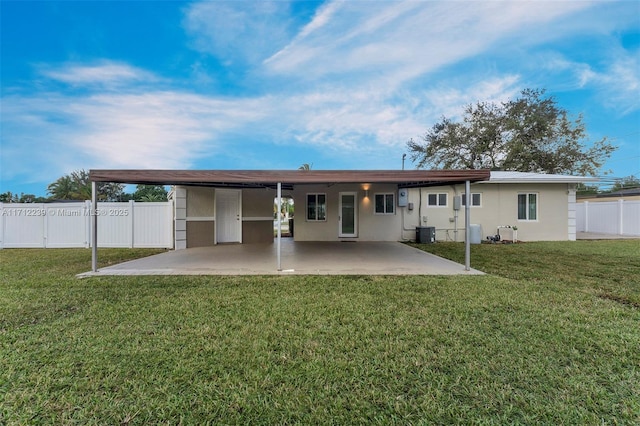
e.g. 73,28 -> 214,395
374,193 -> 395,214
306,193 -> 326,221
517,193 -> 538,220
461,193 -> 482,207
427,193 -> 448,207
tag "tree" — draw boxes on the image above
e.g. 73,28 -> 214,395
298,163 -> 313,170
609,175 -> 640,193
47,169 -> 125,201
407,89 -> 617,175
47,175 -> 76,200
575,183 -> 600,197
16,193 -> 47,203
131,185 -> 168,202
0,192 -> 19,203
0,192 -> 46,203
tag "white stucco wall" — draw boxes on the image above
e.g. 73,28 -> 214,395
406,182 -> 572,241
292,183 -> 403,241
175,179 -> 576,246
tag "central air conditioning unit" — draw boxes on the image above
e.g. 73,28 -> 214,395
416,226 -> 435,243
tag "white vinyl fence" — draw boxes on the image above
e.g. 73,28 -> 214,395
576,200 -> 640,236
0,201 -> 174,249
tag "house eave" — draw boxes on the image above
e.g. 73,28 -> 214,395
478,171 -> 598,185
89,169 -> 491,188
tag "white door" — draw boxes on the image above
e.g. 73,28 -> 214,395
339,192 -> 358,238
216,189 -> 241,243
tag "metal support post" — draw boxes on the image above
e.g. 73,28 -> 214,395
91,181 -> 98,272
464,180 -> 470,271
277,182 -> 282,271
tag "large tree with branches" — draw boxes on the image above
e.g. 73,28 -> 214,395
407,89 -> 616,176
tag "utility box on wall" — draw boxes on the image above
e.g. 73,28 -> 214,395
416,226 -> 436,243
469,224 -> 482,244
398,188 -> 409,207
453,195 -> 462,211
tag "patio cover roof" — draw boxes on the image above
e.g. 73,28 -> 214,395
88,168 -> 488,274
89,169 -> 490,189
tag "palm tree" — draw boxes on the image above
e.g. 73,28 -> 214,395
47,169 -> 125,201
298,163 -> 313,170
69,170 -> 93,200
47,175 -> 77,200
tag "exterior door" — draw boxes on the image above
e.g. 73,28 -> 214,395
216,189 -> 241,243
339,192 -> 358,237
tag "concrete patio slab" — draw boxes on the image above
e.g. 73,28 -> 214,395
78,240 -> 484,277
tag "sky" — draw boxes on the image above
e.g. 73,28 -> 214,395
1,0 -> 639,197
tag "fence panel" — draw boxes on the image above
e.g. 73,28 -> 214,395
1,201 -> 174,248
96,202 -> 134,248
577,200 -> 640,236
589,202 -> 617,234
576,203 -> 585,232
133,202 -> 173,248
1,204 -> 46,247
624,201 -> 640,236
45,202 -> 90,248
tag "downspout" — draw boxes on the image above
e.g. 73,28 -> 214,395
418,188 -> 422,225
452,185 -> 459,242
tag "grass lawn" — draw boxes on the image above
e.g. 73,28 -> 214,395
1,241 -> 639,424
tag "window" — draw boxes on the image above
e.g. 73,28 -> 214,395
427,193 -> 448,207
306,193 -> 326,221
518,193 -> 537,220
375,193 -> 395,214
461,193 -> 482,207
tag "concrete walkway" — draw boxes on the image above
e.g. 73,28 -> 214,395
78,240 -> 483,277
577,232 -> 639,240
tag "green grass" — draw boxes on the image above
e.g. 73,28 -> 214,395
1,242 -> 639,424
410,240 -> 640,307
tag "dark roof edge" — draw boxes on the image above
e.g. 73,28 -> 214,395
89,169 -> 491,186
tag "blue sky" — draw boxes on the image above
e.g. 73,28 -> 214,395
1,0 -> 639,197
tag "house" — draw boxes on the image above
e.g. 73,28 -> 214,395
282,170 -> 592,244
90,170 -> 487,252
89,169 -> 593,250
577,187 -> 640,203
405,171 -> 596,242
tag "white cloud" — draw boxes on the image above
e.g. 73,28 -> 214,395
419,76 -> 522,120
1,87 -> 268,182
249,74 -> 523,155
540,50 -> 640,114
597,54 -> 640,114
40,61 -> 158,87
183,1 -> 296,66
0,61 -> 525,186
3,0 -> 638,190
296,0 -> 342,39
70,91 -> 267,167
263,0 -> 591,87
